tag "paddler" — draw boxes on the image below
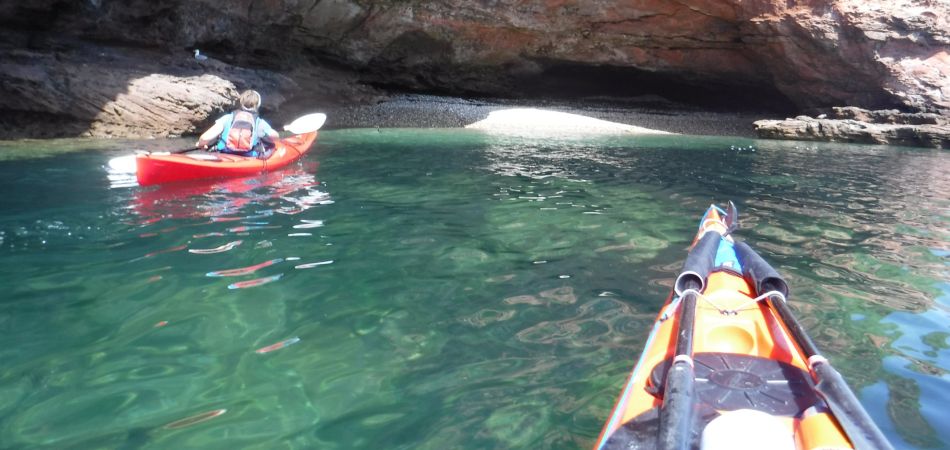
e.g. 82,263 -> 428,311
196,90 -> 280,158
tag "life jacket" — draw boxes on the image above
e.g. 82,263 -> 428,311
217,110 -> 261,154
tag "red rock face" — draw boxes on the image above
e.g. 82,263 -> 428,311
277,0 -> 948,112
0,0 -> 946,137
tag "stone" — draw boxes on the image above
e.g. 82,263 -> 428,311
0,0 -> 948,140
754,108 -> 950,148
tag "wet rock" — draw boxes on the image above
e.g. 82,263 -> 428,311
754,108 -> 950,148
0,38 -> 298,139
830,107 -> 943,125
1,1 -> 948,139
0,34 -> 379,139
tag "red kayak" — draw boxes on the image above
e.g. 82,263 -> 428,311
135,131 -> 318,186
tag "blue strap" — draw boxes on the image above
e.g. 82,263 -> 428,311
250,116 -> 260,149
217,112 -> 234,151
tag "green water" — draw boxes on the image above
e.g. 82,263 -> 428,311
0,129 -> 947,449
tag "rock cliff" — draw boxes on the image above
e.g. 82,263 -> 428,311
0,0 -> 947,141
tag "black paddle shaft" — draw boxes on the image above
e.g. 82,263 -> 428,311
657,288 -> 697,450
658,232 -> 720,450
733,241 -> 893,450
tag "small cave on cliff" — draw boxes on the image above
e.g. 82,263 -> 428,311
364,60 -> 798,113
512,63 -> 798,113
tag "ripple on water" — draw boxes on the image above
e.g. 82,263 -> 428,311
504,294 -> 544,306
755,224 -> 809,243
458,309 -> 517,327
482,400 -> 552,448
514,298 -> 640,348
1,131 -> 947,449
539,286 -> 577,304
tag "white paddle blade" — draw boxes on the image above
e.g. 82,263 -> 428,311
284,113 -> 327,134
108,155 -> 138,173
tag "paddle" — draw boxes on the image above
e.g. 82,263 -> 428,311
733,242 -> 894,450
659,231 -> 721,450
107,113 -> 327,174
283,113 -> 327,134
151,146 -> 202,155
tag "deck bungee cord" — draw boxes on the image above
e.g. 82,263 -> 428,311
594,202 -> 892,450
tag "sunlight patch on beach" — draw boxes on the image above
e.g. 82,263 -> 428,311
465,108 -> 674,135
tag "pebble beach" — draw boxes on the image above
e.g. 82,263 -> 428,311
320,94 -> 778,138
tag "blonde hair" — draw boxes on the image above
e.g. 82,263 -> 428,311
239,90 -> 262,111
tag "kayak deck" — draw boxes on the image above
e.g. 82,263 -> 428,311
598,273 -> 845,449
135,131 -> 317,185
594,204 -> 890,450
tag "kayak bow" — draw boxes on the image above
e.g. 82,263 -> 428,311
595,203 -> 892,450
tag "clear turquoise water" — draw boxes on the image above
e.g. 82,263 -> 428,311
0,129 -> 947,449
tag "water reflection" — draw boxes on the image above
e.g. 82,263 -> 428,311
0,131 -> 946,449
129,163 -> 327,224
474,133 -> 949,446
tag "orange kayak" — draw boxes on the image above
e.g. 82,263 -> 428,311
135,131 -> 317,185
594,203 -> 892,450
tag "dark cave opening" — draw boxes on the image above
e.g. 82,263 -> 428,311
364,61 -> 799,114
511,62 -> 799,114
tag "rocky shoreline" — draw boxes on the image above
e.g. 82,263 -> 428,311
322,94 -> 780,138
3,0 -> 949,148
324,97 -> 949,147
755,107 -> 950,148
0,36 -> 944,145
0,35 -> 786,140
